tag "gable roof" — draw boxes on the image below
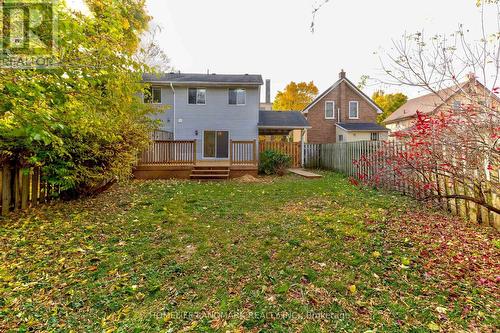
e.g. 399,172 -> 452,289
143,73 -> 263,86
336,123 -> 389,132
383,80 -> 500,124
303,77 -> 383,114
383,85 -> 463,124
258,111 -> 310,129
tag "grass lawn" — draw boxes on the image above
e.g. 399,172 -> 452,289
0,172 -> 498,332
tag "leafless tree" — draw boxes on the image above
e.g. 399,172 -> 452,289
135,24 -> 173,73
368,0 -> 500,224
310,0 -> 330,33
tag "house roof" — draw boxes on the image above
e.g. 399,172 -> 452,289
336,123 -> 389,132
383,85 -> 462,124
142,73 -> 263,86
382,79 -> 500,124
303,77 -> 383,114
258,111 -> 310,129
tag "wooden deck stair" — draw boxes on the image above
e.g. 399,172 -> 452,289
190,166 -> 230,180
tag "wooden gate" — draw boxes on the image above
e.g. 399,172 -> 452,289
259,141 -> 302,168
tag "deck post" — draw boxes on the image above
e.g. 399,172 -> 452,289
301,130 -> 306,168
229,140 -> 233,166
193,140 -> 197,165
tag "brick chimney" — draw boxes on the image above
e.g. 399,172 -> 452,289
339,69 -> 346,79
265,79 -> 271,104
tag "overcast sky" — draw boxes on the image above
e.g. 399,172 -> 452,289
69,0 -> 488,100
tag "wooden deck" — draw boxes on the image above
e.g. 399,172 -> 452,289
134,161 -> 257,180
288,168 -> 322,179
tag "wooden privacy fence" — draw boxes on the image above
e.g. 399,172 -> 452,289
259,141 -> 302,168
0,165 -> 58,216
231,140 -> 257,166
139,140 -> 196,165
303,141 -> 500,228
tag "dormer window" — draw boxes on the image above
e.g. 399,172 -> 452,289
349,101 -> 359,119
188,88 -> 206,105
144,86 -> 162,104
229,88 -> 246,105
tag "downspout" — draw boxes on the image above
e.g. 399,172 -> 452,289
170,83 -> 176,139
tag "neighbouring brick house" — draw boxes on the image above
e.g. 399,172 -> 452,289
303,70 -> 389,143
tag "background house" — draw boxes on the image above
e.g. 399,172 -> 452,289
383,76 -> 500,135
302,70 -> 388,143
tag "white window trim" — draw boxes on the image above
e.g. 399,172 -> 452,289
145,86 -> 162,104
324,101 -> 335,119
228,88 -> 246,106
349,101 -> 359,119
187,88 -> 207,105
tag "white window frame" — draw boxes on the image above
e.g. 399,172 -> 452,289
228,88 -> 246,106
349,101 -> 359,119
324,101 -> 335,119
338,134 -> 344,142
145,86 -> 162,104
370,132 -> 379,141
187,88 -> 207,105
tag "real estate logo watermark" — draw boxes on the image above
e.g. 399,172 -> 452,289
0,0 -> 58,68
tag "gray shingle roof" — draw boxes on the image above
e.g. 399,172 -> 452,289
336,123 -> 389,132
143,73 -> 263,85
258,111 -> 310,128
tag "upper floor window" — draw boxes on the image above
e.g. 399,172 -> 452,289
370,132 -> 379,141
229,88 -> 246,105
325,101 -> 335,119
144,86 -> 162,104
188,88 -> 206,105
349,101 -> 359,119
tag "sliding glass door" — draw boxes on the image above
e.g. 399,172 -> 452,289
203,131 -> 229,159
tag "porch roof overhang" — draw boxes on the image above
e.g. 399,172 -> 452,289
258,111 -> 310,135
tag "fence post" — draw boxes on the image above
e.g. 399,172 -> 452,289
1,165 -> 11,216
21,169 -> 29,210
253,140 -> 257,166
31,168 -> 39,207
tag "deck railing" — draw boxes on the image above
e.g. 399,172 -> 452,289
139,140 -> 196,165
230,140 -> 257,166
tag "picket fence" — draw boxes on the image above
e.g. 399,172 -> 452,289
0,165 -> 59,216
303,141 -> 500,228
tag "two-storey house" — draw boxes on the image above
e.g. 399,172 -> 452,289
138,72 -> 310,179
303,70 -> 389,143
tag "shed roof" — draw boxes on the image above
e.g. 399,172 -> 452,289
258,111 -> 310,129
336,123 -> 389,132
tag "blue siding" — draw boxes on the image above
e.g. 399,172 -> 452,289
147,85 -> 260,160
